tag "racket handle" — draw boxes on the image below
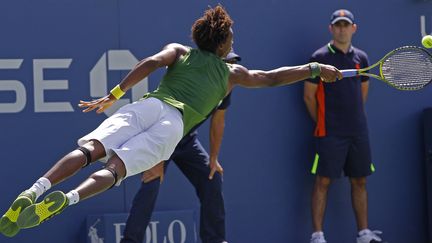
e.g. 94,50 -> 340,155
341,69 -> 359,78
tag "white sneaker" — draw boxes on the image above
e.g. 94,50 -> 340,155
356,229 -> 386,243
310,232 -> 327,243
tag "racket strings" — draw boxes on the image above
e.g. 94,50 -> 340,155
382,48 -> 432,90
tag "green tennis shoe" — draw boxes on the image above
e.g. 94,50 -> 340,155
17,191 -> 68,229
0,190 -> 36,237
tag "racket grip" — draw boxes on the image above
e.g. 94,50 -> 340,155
341,69 -> 358,78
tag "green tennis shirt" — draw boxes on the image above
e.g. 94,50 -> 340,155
144,48 -> 229,135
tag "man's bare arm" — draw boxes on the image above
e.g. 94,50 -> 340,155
79,43 -> 188,113
118,43 -> 188,92
227,63 -> 342,90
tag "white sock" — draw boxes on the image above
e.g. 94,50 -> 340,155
358,228 -> 371,236
311,231 -> 324,238
66,190 -> 80,205
29,177 -> 51,200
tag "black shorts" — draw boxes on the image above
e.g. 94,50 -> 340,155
311,134 -> 374,178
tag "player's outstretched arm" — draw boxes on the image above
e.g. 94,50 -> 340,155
79,43 -> 189,113
118,43 -> 188,92
228,63 -> 342,89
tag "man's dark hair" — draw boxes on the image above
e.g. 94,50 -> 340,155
191,5 -> 233,53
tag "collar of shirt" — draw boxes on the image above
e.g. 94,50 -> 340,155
327,42 -> 354,55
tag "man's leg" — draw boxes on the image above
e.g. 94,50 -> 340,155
121,161 -> 171,243
16,152 -> 126,230
196,172 -> 225,243
311,175 -> 331,233
174,137 -> 226,243
0,140 -> 105,237
44,140 -> 106,186
310,136 -> 351,242
350,177 -> 385,243
345,134 -> 372,232
350,177 -> 368,231
121,179 -> 161,243
345,135 -> 385,242
73,153 -> 126,200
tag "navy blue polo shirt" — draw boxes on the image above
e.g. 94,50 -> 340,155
306,43 -> 369,137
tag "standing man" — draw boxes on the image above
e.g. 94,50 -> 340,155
120,51 -> 241,243
304,9 -> 386,243
0,5 -> 341,238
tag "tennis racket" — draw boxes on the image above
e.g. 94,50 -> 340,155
341,46 -> 432,91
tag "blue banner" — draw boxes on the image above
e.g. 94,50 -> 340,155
86,210 -> 197,243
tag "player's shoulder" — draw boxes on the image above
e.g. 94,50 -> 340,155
351,46 -> 369,59
163,43 -> 190,55
311,44 -> 331,59
227,63 -> 247,74
227,63 -> 248,81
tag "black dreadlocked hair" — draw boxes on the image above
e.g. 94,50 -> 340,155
191,5 -> 233,53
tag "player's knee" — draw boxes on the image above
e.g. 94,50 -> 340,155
350,177 -> 367,188
143,178 -> 161,186
77,140 -> 106,167
200,179 -> 223,199
315,175 -> 331,188
90,168 -> 123,188
105,167 -> 125,188
77,146 -> 92,168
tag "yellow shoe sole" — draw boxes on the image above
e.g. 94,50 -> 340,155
0,192 -> 35,237
17,191 -> 68,229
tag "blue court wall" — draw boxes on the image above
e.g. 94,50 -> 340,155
0,0 -> 431,242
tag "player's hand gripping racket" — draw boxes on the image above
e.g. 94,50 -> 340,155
341,46 -> 432,90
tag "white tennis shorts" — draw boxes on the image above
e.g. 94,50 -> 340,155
78,97 -> 183,180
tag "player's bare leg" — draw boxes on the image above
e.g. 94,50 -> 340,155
16,153 -> 126,229
43,140 -> 106,186
0,140 -> 106,236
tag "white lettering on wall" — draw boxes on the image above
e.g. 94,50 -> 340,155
113,219 -> 189,243
33,59 -> 73,112
0,49 -> 148,115
0,59 -> 25,113
113,222 -> 125,243
165,220 -> 186,243
145,221 -> 160,243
